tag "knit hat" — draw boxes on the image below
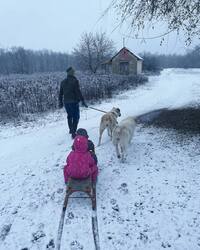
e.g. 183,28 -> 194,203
76,128 -> 89,138
66,67 -> 74,76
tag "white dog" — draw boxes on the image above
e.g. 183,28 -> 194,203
112,116 -> 136,161
98,107 -> 121,146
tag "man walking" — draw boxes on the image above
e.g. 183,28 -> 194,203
59,67 -> 88,138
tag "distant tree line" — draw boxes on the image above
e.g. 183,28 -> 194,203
1,37 -> 200,75
0,47 -> 71,75
141,45 -> 200,72
0,32 -> 115,75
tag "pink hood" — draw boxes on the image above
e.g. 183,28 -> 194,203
73,135 -> 88,153
63,135 -> 98,182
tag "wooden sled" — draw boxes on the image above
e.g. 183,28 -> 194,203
56,177 -> 98,250
63,177 -> 96,210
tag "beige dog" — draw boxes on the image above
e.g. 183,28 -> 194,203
112,116 -> 136,161
98,107 -> 121,146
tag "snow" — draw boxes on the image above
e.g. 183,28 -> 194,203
0,69 -> 200,250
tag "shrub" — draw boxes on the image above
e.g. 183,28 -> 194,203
0,72 -> 148,121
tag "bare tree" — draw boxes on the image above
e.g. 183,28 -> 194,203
73,32 -> 115,73
112,0 -> 200,44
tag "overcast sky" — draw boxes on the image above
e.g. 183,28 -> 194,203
0,0 -> 198,55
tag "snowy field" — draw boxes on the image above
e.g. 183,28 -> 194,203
0,69 -> 200,250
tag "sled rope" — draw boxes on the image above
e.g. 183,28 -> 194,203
89,106 -> 107,114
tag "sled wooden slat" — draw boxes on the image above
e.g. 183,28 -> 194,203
67,177 -> 92,192
66,177 -> 96,210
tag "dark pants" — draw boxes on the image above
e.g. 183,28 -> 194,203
64,103 -> 80,134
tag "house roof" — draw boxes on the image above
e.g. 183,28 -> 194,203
102,47 -> 143,64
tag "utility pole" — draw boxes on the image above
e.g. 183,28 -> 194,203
123,37 -> 125,47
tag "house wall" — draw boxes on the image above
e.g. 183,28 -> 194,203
111,57 -> 119,74
129,58 -> 138,74
111,49 -> 141,74
103,48 -> 143,75
137,60 -> 142,74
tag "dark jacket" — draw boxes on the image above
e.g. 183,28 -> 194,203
59,75 -> 84,105
85,139 -> 98,164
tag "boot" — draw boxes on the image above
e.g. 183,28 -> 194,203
71,133 -> 76,139
70,118 -> 79,139
67,118 -> 73,134
72,120 -> 79,134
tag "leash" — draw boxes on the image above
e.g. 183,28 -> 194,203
89,106 -> 107,114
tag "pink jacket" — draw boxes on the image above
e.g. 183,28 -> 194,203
64,135 -> 98,183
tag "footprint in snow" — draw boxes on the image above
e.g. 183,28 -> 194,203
31,230 -> 46,243
110,199 -> 117,205
112,168 -> 120,175
161,242 -> 172,248
65,212 -> 75,225
118,183 -> 129,194
46,239 -> 55,249
0,224 -> 12,241
138,232 -> 148,244
56,188 -> 63,194
70,240 -> 83,250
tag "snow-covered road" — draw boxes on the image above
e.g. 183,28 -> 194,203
0,69 -> 200,250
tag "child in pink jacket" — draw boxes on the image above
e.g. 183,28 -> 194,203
64,135 -> 98,184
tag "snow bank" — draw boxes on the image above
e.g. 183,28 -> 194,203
0,68 -> 200,249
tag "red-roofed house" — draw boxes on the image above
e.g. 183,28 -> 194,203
102,47 -> 143,75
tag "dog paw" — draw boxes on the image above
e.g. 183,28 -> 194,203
118,183 -> 129,194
